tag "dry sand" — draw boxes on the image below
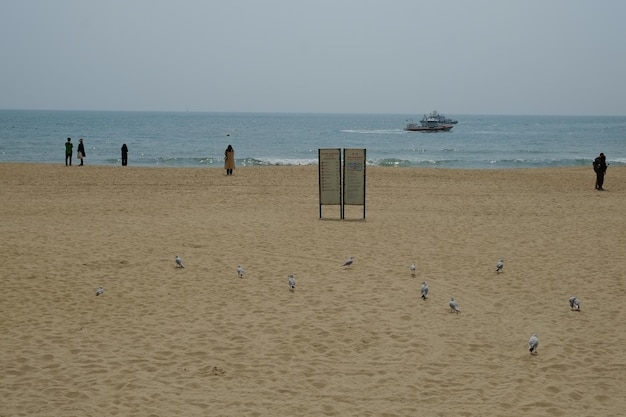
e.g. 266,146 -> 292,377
1,163 -> 625,417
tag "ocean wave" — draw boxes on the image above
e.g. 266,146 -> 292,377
239,157 -> 318,166
21,155 -> 625,169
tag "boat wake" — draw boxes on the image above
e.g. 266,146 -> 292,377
340,129 -> 405,135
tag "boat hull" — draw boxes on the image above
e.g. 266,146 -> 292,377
404,124 -> 453,132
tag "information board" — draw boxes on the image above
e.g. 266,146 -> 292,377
343,148 -> 366,206
318,148 -> 341,205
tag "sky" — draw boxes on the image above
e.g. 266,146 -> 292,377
1,0 -> 625,115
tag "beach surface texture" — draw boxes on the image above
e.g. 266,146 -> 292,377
1,163 -> 625,417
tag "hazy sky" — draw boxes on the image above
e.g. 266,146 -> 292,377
1,0 -> 625,115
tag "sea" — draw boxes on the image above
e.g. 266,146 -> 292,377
0,110 -> 624,169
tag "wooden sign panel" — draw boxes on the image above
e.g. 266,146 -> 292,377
319,148 -> 341,205
343,148 -> 366,206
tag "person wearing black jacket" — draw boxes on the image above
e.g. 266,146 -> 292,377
77,138 -> 86,166
121,143 -> 128,166
593,152 -> 607,190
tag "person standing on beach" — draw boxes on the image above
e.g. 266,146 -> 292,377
121,143 -> 128,166
593,152 -> 608,190
65,138 -> 73,166
77,138 -> 86,166
224,144 -> 235,175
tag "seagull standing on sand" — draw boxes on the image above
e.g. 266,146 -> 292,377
496,259 -> 504,274
96,286 -> 104,296
421,281 -> 429,300
288,274 -> 296,291
449,297 -> 460,313
410,263 -> 416,276
175,255 -> 185,268
342,256 -> 354,268
568,296 -> 581,311
528,333 -> 539,354
237,265 -> 244,278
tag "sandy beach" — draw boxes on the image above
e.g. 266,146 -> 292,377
1,163 -> 625,417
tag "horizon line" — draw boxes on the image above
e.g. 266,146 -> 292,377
1,108 -> 625,118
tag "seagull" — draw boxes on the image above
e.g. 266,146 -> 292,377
96,286 -> 104,296
421,281 -> 429,300
175,255 -> 185,268
496,259 -> 504,273
237,265 -> 244,278
288,274 -> 296,291
410,263 -> 416,276
449,297 -> 460,313
342,256 -> 354,268
528,333 -> 539,354
568,296 -> 581,311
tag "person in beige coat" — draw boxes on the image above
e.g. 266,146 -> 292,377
224,145 -> 235,175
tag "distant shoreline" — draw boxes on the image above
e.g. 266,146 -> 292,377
0,161 -> 615,174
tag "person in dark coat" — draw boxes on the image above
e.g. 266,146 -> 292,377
65,138 -> 73,166
77,138 -> 86,166
593,152 -> 608,190
121,143 -> 128,166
